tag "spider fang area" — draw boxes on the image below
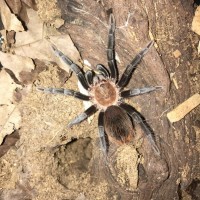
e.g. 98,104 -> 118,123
90,80 -> 119,110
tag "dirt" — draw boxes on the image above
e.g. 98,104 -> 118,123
0,64 -> 141,199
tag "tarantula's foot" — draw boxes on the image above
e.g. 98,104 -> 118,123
154,86 -> 163,90
146,135 -> 161,156
37,87 -> 51,93
117,41 -> 155,88
67,113 -> 88,128
120,86 -> 163,98
37,87 -> 90,101
67,105 -> 97,128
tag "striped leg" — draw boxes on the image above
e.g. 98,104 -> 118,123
85,70 -> 94,85
68,105 -> 97,128
120,86 -> 162,98
117,41 -> 154,88
107,14 -> 118,81
98,111 -> 108,154
120,102 -> 160,155
37,87 -> 90,101
51,44 -> 89,90
96,64 -> 110,78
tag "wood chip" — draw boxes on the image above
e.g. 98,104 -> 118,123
167,93 -> 200,122
192,6 -> 200,35
170,73 -> 179,89
173,49 -> 181,58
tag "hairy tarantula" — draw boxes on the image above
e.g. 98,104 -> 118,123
38,14 -> 161,155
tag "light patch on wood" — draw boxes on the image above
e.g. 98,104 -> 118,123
167,93 -> 200,122
193,126 -> 200,152
83,59 -> 92,67
192,6 -> 200,35
149,31 -> 158,48
170,72 -> 179,89
173,49 -> 181,58
181,163 -> 190,182
115,51 -> 121,63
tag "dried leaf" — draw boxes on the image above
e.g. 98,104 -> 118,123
0,0 -> 24,32
0,130 -> 19,158
0,51 -> 35,82
5,0 -> 22,14
15,35 -> 81,73
167,93 -> 200,123
15,9 -> 43,47
0,52 -> 35,144
22,0 -> 37,9
0,105 -> 20,145
0,69 -> 21,144
0,175 -> 37,199
14,9 -> 81,72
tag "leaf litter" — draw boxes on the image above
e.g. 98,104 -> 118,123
0,0 -> 24,32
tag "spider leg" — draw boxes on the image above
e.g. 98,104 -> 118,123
51,44 -> 89,90
68,105 -> 97,128
107,14 -> 118,81
119,103 -> 160,155
98,111 -> 108,154
120,86 -> 162,98
85,70 -> 94,85
117,41 -> 154,88
96,64 -> 110,78
37,87 -> 90,101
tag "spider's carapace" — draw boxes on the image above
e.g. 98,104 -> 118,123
89,80 -> 119,110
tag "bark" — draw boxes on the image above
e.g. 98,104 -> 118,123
56,0 -> 199,199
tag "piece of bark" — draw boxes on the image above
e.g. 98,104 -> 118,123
55,0 -> 199,199
167,93 -> 200,123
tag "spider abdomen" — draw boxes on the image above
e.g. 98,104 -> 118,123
104,105 -> 134,144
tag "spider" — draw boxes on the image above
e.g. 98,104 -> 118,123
38,14 -> 161,155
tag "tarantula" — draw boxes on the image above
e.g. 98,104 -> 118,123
38,14 -> 161,155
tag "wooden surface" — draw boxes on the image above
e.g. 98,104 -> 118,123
57,0 -> 199,199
